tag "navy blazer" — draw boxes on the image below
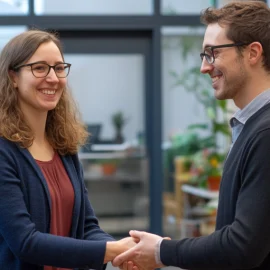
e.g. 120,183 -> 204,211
0,137 -> 114,270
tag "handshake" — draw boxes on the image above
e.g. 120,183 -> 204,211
105,230 -> 171,270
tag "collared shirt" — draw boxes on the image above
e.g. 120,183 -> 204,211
230,89 -> 270,146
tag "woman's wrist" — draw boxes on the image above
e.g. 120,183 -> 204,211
104,241 -> 120,263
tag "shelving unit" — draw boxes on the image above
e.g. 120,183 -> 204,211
79,145 -> 148,220
180,184 -> 219,238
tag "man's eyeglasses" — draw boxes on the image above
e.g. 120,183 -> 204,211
12,61 -> 71,78
200,43 -> 249,64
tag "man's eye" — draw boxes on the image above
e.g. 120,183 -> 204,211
213,50 -> 219,57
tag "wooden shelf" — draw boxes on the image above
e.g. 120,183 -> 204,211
84,172 -> 142,183
79,152 -> 127,160
181,184 -> 219,200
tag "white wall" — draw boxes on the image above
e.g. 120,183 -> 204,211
65,54 -> 144,142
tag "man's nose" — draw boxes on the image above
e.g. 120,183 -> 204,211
200,57 -> 214,74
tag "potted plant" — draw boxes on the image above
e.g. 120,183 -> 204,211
190,150 -> 224,190
111,111 -> 128,144
97,159 -> 119,176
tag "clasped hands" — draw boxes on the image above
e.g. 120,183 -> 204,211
112,230 -> 170,270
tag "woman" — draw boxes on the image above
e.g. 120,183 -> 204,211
0,29 -> 135,270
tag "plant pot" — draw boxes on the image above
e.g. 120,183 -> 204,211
102,163 -> 117,175
114,129 -> 124,144
207,175 -> 221,191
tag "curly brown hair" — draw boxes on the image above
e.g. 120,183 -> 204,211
0,29 -> 88,155
201,1 -> 270,72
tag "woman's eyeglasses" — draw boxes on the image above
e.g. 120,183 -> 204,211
12,61 -> 71,78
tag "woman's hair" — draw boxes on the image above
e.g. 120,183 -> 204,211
201,1 -> 270,72
0,29 -> 88,155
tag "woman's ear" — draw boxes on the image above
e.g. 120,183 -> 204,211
8,70 -> 18,88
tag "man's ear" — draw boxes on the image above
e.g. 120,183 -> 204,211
248,42 -> 263,66
9,70 -> 18,88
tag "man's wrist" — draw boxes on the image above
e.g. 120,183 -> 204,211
155,238 -> 163,265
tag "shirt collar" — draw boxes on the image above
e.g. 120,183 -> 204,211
230,89 -> 270,126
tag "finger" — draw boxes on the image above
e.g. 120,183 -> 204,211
133,266 -> 139,270
122,261 -> 128,270
163,237 -> 171,240
127,261 -> 134,270
132,236 -> 140,243
129,230 -> 143,239
118,261 -> 126,270
112,246 -> 136,267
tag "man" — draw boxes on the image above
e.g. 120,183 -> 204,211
112,1 -> 270,269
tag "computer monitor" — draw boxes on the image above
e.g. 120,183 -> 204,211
81,123 -> 102,152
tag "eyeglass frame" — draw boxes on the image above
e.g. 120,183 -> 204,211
11,61 -> 72,78
200,42 -> 249,64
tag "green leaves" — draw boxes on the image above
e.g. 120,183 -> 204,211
212,122 -> 231,136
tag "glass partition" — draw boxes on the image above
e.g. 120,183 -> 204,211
162,26 -> 208,238
0,0 -> 28,15
64,53 -> 149,237
162,26 -> 233,238
161,0 -> 214,15
35,0 -> 153,15
0,26 -> 27,50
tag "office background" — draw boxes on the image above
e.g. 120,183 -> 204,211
0,0 -> 267,238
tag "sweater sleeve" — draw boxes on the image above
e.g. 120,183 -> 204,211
160,129 -> 270,269
0,144 -> 108,270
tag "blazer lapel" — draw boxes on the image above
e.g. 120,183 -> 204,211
60,155 -> 81,237
16,145 -> 52,210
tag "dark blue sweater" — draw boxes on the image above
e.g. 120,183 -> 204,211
161,103 -> 270,269
0,137 -> 114,270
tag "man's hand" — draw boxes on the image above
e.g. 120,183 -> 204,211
112,230 -> 166,270
114,237 -> 140,270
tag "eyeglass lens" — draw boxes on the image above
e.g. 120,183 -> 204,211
203,48 -> 213,63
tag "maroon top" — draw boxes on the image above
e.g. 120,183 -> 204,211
36,153 -> 74,270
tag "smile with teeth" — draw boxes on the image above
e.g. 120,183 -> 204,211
40,89 -> 56,95
212,75 -> 222,83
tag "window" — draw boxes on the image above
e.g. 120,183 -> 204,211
35,0 -> 153,15
0,0 -> 28,15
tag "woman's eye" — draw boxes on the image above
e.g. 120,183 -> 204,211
56,66 -> 65,72
33,65 -> 46,71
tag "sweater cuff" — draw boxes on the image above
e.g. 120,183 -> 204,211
160,240 -> 179,267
